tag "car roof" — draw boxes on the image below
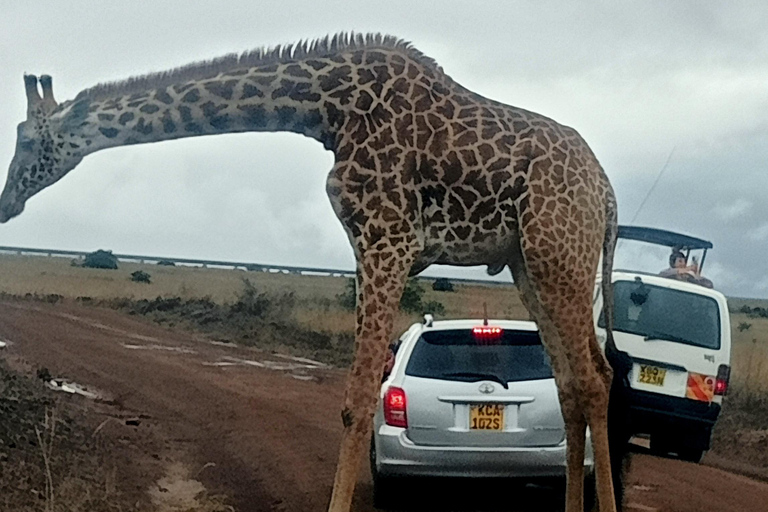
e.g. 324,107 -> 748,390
418,319 -> 538,332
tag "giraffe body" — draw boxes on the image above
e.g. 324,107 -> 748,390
0,34 -> 623,512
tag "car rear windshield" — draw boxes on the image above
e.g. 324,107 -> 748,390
404,329 -> 553,383
599,280 -> 721,349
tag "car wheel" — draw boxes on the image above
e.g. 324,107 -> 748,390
372,471 -> 398,510
583,471 -> 596,512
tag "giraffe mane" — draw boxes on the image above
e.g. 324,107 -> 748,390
74,32 -> 441,102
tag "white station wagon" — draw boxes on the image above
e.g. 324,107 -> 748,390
370,316 -> 594,508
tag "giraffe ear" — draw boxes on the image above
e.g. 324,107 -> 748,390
59,99 -> 91,130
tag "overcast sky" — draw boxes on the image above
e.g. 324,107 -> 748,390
1,1 -> 767,298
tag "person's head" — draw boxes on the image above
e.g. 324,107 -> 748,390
669,251 -> 686,269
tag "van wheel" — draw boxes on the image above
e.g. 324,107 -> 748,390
649,435 -> 673,457
679,448 -> 705,464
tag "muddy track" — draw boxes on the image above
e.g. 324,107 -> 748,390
1,300 -> 766,512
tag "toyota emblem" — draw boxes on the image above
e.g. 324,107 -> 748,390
478,383 -> 495,394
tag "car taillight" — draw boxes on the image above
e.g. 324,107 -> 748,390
715,364 -> 730,396
383,387 -> 408,428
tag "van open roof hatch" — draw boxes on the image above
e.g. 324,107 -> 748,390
617,225 -> 713,271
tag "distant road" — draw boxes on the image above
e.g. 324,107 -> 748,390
0,244 -> 512,287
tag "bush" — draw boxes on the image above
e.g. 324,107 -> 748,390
337,278 -> 357,311
82,249 -> 118,270
337,277 -> 445,316
131,270 -> 151,284
399,279 -> 426,313
156,260 -> 176,266
422,300 -> 446,316
432,278 -> 455,292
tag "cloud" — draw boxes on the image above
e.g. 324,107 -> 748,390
1,1 -> 767,298
715,199 -> 753,221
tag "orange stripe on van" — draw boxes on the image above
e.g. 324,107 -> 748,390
686,372 -> 715,402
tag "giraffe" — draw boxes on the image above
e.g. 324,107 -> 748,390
0,34 -> 625,512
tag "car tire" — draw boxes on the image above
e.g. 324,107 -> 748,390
372,471 -> 398,510
551,473 -> 597,512
584,471 -> 596,512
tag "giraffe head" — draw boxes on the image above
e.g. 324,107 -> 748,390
0,74 -> 89,223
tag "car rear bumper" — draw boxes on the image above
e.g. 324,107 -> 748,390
374,425 -> 594,479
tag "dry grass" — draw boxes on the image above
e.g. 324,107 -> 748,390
0,253 -> 528,333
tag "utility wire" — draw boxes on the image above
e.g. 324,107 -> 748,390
617,146 -> 676,254
628,146 -> 676,225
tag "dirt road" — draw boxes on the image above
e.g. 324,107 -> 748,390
1,299 -> 766,512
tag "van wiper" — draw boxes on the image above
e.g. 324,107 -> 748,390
643,333 -> 695,344
440,372 -> 509,389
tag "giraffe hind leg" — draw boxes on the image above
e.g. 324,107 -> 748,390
508,227 -> 617,512
508,242 -> 589,512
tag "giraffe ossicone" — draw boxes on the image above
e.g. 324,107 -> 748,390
0,33 -> 626,512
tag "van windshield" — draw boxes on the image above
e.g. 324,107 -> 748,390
404,329 -> 553,383
599,280 -> 721,349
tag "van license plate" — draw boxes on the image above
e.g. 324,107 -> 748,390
638,365 -> 667,386
470,404 -> 504,430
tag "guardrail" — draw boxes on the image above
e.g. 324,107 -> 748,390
0,245 -> 512,287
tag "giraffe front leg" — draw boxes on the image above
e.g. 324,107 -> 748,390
327,249 -> 413,512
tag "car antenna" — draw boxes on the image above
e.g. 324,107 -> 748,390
483,302 -> 489,326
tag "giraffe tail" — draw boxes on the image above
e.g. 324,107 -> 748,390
602,183 -> 633,511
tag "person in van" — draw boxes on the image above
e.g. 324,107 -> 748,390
659,250 -> 713,288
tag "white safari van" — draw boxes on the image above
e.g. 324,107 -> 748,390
593,226 -> 731,463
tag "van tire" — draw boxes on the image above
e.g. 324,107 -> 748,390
679,448 -> 705,464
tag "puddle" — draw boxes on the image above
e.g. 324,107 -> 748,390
128,333 -> 162,343
149,463 -> 207,511
202,361 -> 239,367
207,340 -> 237,348
221,356 -> 265,368
46,379 -> 101,399
274,353 -> 327,367
291,374 -> 317,382
626,504 -> 658,512
122,344 -> 196,354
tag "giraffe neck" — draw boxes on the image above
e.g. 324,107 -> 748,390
67,61 -> 346,158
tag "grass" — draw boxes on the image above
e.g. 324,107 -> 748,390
1,252 -> 767,472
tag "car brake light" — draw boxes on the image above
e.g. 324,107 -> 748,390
473,326 -> 503,345
715,364 -> 730,396
383,387 -> 408,428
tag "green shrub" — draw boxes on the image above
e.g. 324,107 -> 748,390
337,278 -> 357,311
82,249 -> 118,269
337,277 -> 445,316
432,278 -> 455,292
399,279 -> 426,313
131,270 -> 152,284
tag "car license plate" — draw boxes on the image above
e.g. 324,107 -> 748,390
470,404 -> 504,430
638,365 -> 667,386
